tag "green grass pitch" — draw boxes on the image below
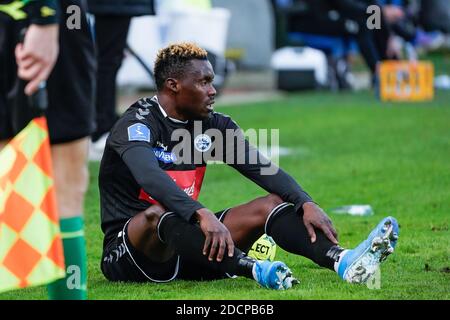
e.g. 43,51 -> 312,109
2,90 -> 449,300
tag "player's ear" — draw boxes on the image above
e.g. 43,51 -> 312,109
165,78 -> 179,93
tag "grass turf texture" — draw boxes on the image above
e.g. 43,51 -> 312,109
2,90 -> 449,300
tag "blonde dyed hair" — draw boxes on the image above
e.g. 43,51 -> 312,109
154,42 -> 208,90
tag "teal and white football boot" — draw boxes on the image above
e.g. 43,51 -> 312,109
337,216 -> 399,283
253,260 -> 299,290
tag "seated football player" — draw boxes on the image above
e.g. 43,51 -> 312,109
98,42 -> 399,289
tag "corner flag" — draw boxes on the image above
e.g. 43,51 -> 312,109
0,116 -> 65,293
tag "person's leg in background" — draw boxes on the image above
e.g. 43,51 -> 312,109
47,138 -> 90,300
45,0 -> 96,300
355,28 -> 382,75
0,0 -> 93,299
91,15 -> 131,144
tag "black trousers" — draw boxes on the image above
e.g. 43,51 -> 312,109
93,15 -> 131,141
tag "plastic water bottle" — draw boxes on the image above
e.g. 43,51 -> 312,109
330,205 -> 374,216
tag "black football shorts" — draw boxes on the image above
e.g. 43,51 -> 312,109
101,209 -> 233,283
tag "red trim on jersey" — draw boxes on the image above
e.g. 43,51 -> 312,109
139,167 -> 207,204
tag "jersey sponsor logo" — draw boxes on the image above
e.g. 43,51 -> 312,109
194,134 -> 212,152
183,181 -> 196,197
139,167 -> 206,203
127,123 -> 150,142
156,141 -> 168,151
153,148 -> 177,163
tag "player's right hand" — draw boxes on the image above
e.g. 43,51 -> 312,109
15,24 -> 59,96
196,208 -> 235,262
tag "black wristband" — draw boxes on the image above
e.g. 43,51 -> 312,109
26,0 -> 59,25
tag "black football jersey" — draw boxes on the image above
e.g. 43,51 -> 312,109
99,96 -> 312,245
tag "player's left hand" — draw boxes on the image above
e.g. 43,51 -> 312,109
196,208 -> 235,262
302,202 -> 338,244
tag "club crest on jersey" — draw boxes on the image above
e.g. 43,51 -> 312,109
194,134 -> 212,152
128,123 -> 150,142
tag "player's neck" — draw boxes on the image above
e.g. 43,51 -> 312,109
156,94 -> 187,122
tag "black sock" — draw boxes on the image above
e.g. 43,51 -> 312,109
266,204 -> 343,270
158,213 -> 255,279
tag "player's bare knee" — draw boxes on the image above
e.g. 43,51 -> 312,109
143,204 -> 166,228
250,194 -> 284,225
264,194 -> 283,211
257,194 -> 283,220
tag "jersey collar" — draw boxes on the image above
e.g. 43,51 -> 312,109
151,95 -> 189,124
